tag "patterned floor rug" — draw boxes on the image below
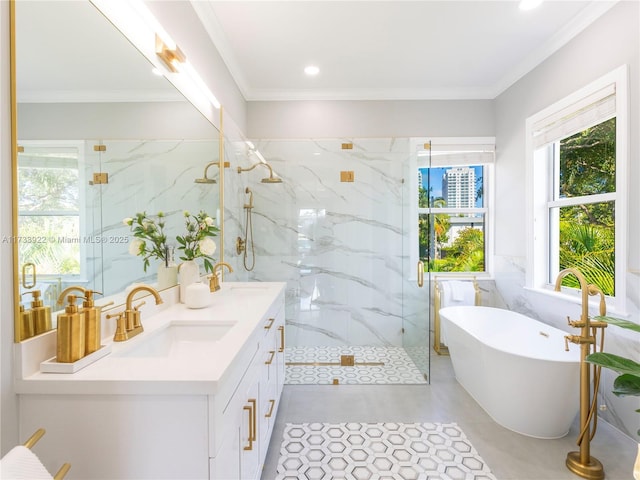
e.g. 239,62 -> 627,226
274,422 -> 497,480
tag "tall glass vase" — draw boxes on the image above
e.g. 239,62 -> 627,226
178,260 -> 200,303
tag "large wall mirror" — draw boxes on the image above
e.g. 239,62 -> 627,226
12,1 -> 222,341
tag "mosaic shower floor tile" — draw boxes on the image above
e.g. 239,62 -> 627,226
285,346 -> 427,385
275,422 -> 497,480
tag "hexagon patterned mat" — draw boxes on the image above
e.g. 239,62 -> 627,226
274,422 -> 497,480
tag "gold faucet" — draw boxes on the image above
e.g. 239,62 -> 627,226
56,286 -> 88,306
107,285 -> 163,342
125,285 -> 162,339
209,262 -> 233,292
554,267 -> 607,480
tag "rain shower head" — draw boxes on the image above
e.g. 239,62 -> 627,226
237,161 -> 282,184
194,177 -> 216,184
261,176 -> 282,184
194,161 -> 219,184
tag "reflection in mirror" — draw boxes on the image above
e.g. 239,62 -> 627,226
14,1 -> 221,340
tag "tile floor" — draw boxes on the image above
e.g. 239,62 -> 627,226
261,355 -> 638,480
285,346 -> 427,385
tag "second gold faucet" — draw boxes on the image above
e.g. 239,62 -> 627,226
107,285 -> 163,342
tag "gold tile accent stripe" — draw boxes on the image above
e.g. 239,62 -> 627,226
341,143 -> 353,149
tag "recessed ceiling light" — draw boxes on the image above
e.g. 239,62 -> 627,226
519,0 -> 543,10
304,65 -> 320,76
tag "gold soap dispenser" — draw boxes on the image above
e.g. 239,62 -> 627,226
18,293 -> 35,340
57,294 -> 85,363
82,290 -> 109,355
28,290 -> 52,335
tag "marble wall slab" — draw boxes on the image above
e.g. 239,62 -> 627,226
228,138 -> 415,348
86,139 -> 220,295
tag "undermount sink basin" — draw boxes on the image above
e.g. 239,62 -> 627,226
115,322 -> 235,358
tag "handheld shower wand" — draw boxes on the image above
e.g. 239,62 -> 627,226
238,187 -> 256,271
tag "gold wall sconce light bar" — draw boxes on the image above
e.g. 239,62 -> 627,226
155,34 -> 186,73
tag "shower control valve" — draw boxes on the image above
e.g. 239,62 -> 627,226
236,237 -> 246,255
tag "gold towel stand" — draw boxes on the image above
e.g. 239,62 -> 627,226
433,276 -> 481,355
24,428 -> 71,480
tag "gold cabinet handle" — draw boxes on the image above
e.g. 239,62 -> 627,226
264,317 -> 275,329
277,325 -> 285,352
242,405 -> 253,451
417,261 -> 424,288
248,398 -> 257,441
265,399 -> 276,418
22,262 -> 36,289
265,350 -> 275,365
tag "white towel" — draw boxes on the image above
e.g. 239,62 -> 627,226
439,281 -> 477,346
0,446 -> 53,480
440,281 -> 476,307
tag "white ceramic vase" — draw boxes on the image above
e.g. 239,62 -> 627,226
178,260 -> 200,303
157,263 -> 178,290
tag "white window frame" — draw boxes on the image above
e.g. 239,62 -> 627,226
17,140 -> 88,282
525,65 -> 629,314
409,137 -> 496,280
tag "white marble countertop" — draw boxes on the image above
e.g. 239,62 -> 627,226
15,282 -> 286,396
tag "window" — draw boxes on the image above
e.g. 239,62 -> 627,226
526,66 -> 628,312
413,138 -> 495,275
17,142 -> 84,279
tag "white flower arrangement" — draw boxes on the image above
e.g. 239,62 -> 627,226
175,210 -> 219,273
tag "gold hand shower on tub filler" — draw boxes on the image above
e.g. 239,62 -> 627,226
554,267 -> 608,480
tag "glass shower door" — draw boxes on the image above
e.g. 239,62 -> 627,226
401,139 -> 432,382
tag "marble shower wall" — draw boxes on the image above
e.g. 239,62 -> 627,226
85,139 -> 219,295
232,139 -> 412,347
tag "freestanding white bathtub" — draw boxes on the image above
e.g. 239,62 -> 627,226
440,305 -> 581,439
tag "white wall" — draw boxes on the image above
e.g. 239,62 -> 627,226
494,0 -> 639,263
247,99 -> 494,139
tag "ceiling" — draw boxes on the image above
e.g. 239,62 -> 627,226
192,0 -> 618,102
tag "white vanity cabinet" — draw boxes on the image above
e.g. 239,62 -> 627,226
16,282 -> 286,480
210,295 -> 286,480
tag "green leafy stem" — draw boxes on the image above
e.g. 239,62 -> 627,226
585,315 -> 640,434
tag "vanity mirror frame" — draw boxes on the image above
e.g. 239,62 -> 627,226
9,0 -> 226,342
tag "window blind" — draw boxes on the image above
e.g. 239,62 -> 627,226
532,84 -> 615,149
427,143 -> 495,167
